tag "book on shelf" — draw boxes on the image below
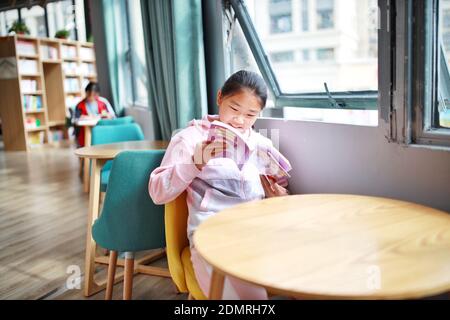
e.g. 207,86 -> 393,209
18,59 -> 38,74
64,78 -> 80,92
40,45 -> 59,60
16,40 -> 36,56
28,131 -> 45,146
21,79 -> 38,92
23,95 -> 42,111
63,62 -> 79,74
61,45 -> 77,59
206,120 -> 292,178
81,62 -> 95,76
25,116 -> 42,129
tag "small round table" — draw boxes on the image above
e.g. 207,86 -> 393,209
194,194 -> 450,300
75,140 -> 169,296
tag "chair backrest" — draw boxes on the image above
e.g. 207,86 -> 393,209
97,116 -> 135,126
92,150 -> 166,252
92,123 -> 144,146
165,191 -> 190,292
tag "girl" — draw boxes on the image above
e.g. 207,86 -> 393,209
148,70 -> 290,299
74,82 -> 116,147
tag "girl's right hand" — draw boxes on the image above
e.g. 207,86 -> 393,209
192,140 -> 226,171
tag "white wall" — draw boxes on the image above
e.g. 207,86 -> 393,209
254,117 -> 450,213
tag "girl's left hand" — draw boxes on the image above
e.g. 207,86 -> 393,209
260,175 -> 289,198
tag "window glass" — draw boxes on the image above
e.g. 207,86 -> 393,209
438,0 -> 450,128
245,0 -> 378,94
20,6 -> 46,37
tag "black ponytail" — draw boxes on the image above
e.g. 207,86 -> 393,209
221,70 -> 268,108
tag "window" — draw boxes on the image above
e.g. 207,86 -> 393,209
316,48 -> 334,61
229,0 -> 378,111
0,1 -> 86,40
20,6 -> 46,37
302,49 -> 310,62
270,14 -> 292,33
270,51 -> 295,63
125,0 -> 149,107
0,9 -> 18,35
47,0 -> 85,41
269,0 -> 292,34
316,0 -> 334,30
437,0 -> 450,129
301,0 -> 309,31
395,0 -> 450,148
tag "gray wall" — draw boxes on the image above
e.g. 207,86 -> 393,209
254,117 -> 450,213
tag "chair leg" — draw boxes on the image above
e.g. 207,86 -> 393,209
123,252 -> 135,300
105,250 -> 118,300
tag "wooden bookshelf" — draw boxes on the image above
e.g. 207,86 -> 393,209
0,35 -> 97,151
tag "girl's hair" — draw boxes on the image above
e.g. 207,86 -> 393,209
85,82 -> 100,93
221,70 -> 268,108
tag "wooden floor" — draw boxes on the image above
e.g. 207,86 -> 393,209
0,145 -> 186,300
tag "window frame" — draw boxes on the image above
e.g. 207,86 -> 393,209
228,0 -> 378,110
402,0 -> 450,148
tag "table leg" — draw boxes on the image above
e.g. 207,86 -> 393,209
83,127 -> 92,193
209,268 -> 225,300
84,158 -> 106,297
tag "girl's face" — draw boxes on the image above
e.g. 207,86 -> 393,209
217,89 -> 263,133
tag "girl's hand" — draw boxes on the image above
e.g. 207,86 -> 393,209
192,140 -> 226,171
260,175 -> 289,198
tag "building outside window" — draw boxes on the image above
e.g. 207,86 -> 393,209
316,0 -> 334,30
301,0 -> 309,31
316,48 -> 334,61
271,51 -> 295,63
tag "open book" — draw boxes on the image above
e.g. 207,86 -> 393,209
207,120 -> 292,178
207,120 -> 250,170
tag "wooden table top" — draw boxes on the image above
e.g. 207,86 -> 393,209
74,140 -> 169,159
193,194 -> 450,299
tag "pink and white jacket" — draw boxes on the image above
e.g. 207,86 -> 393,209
148,114 -> 289,247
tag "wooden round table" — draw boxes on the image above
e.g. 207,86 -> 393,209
193,194 -> 450,300
75,140 -> 169,296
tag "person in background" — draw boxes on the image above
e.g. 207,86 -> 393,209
74,82 -> 116,147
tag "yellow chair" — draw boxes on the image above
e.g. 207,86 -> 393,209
165,192 -> 207,300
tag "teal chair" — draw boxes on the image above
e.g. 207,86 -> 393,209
92,150 -> 167,300
91,123 -> 145,192
96,115 -> 135,126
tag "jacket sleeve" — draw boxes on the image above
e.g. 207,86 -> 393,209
149,135 -> 201,205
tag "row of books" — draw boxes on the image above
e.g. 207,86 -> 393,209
21,79 -> 39,92
40,45 -> 59,60
18,59 -> 39,74
25,116 -> 43,129
61,45 -> 77,59
64,78 -> 80,92
23,95 -> 42,111
28,131 -> 45,146
16,40 -> 36,56
62,62 -> 96,76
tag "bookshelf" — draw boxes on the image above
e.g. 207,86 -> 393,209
0,35 -> 97,151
